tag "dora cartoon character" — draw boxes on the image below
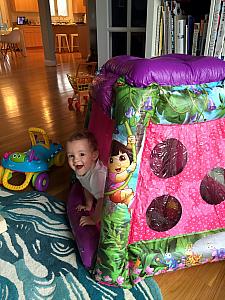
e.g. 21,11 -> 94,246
106,136 -> 137,205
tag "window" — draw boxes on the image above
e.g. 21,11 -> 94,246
49,0 -> 68,16
110,0 -> 147,57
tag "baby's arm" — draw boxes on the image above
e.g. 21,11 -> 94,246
79,165 -> 106,226
76,188 -> 93,211
79,197 -> 103,226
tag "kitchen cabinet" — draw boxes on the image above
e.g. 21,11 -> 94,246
72,0 -> 86,13
12,0 -> 39,12
17,25 -> 42,48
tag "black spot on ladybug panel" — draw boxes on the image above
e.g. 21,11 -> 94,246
200,167 -> 225,205
146,195 -> 182,232
150,138 -> 187,179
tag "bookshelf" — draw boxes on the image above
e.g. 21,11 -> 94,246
146,0 -> 220,58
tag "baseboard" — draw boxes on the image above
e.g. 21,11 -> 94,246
44,59 -> 57,66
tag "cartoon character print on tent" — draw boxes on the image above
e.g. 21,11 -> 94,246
86,54 -> 225,289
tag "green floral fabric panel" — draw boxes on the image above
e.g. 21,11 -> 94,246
94,201 -> 132,288
93,77 -> 225,289
93,78 -> 149,288
156,80 -> 225,124
128,228 -> 225,285
114,77 -> 225,125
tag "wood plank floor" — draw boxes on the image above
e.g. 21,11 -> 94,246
0,49 -> 224,300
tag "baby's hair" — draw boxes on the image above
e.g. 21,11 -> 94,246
68,131 -> 98,151
110,139 -> 133,162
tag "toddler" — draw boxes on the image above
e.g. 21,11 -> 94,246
67,131 -> 107,226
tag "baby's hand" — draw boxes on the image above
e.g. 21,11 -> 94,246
76,205 -> 92,212
79,216 -> 96,226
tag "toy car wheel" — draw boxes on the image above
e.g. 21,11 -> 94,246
32,173 -> 38,187
68,104 -> 74,111
54,152 -> 65,166
34,173 -> 49,192
75,102 -> 80,111
0,166 -> 4,184
68,98 -> 73,105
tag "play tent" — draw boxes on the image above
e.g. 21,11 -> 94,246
67,54 -> 225,289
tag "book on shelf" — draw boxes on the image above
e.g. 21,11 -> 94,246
207,0 -> 223,56
200,15 -> 209,55
192,23 -> 200,55
174,1 -> 186,54
159,11 -> 164,56
187,15 -> 195,54
196,18 -> 205,56
163,1 -> 170,54
204,0 -> 217,55
155,5 -> 164,56
176,18 -> 186,54
221,37 -> 225,58
161,0 -> 177,55
185,24 -> 189,54
214,0 -> 225,57
168,6 -> 173,53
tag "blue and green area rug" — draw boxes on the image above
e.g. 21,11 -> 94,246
0,188 -> 162,299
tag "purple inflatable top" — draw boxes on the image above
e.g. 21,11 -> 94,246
91,54 -> 225,114
102,54 -> 225,87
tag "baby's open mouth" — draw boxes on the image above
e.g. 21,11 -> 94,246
76,164 -> 83,170
115,168 -> 121,172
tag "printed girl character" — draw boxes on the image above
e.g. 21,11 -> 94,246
106,136 -> 137,205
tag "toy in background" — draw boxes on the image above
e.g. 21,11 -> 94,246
0,127 -> 65,192
67,62 -> 97,112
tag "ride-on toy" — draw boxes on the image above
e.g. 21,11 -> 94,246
0,127 -> 65,192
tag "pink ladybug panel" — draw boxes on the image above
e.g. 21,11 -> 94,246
129,117 -> 225,244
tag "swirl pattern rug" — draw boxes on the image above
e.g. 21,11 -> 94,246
0,188 -> 162,300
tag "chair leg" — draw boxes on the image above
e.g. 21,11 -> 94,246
1,42 -> 9,57
71,37 -> 73,52
58,37 -> 61,53
65,37 -> 70,52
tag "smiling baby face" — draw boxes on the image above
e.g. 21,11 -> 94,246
67,138 -> 98,176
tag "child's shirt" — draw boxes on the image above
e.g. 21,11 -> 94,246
76,159 -> 107,199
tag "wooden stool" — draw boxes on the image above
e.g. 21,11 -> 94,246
55,33 -> 70,53
70,33 -> 79,52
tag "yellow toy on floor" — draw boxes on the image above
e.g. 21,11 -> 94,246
0,127 -> 65,192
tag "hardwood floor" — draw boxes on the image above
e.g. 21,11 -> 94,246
0,50 -> 224,300
0,49 -> 85,200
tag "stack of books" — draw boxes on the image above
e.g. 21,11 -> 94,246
154,0 -> 225,59
204,0 -> 225,58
